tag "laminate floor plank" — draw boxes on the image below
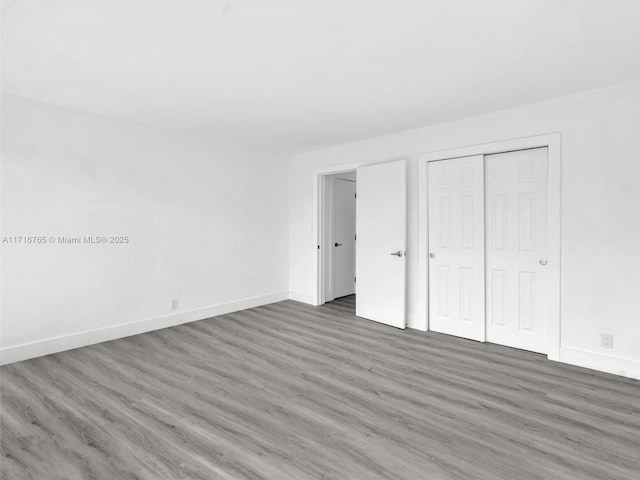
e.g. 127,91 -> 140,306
223,311 -> 637,466
1,296 -> 639,479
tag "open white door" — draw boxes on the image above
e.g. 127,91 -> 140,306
428,155 -> 485,341
355,161 -> 406,329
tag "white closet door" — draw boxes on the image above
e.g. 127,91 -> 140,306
428,155 -> 485,341
356,160 -> 406,329
485,148 -> 549,354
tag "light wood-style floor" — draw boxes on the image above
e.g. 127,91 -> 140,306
1,296 -> 639,480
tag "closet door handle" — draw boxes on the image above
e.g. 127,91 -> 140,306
334,243 -> 342,247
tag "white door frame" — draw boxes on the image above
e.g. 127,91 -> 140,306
417,133 -> 562,361
313,162 -> 363,306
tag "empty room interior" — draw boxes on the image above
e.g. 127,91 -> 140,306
1,1 -> 640,479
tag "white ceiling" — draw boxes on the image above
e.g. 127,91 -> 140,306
2,0 -> 639,154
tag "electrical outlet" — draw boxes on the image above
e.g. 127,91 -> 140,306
170,299 -> 178,311
601,333 -> 613,349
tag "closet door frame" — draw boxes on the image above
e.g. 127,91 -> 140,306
417,133 -> 561,361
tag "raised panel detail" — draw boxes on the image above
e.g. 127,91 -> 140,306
519,272 -> 535,331
519,162 -> 535,182
519,193 -> 535,252
493,166 -> 507,184
491,269 -> 507,326
438,266 -> 450,318
493,194 -> 508,251
460,267 -> 472,322
438,198 -> 451,248
461,196 -> 473,249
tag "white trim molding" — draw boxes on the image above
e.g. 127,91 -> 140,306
288,290 -> 316,305
406,313 -> 422,331
417,133 -> 562,360
0,291 -> 289,366
560,346 -> 640,380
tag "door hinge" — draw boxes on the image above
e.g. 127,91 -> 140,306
317,245 -> 320,250
354,234 -> 357,240
354,276 -> 356,282
355,192 -> 357,198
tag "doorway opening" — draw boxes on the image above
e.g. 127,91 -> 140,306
314,159 -> 407,328
320,170 -> 357,305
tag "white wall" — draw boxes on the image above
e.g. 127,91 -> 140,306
1,95 -> 289,363
289,82 -> 640,379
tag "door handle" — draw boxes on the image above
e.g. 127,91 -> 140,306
334,243 -> 342,247
390,251 -> 404,257
429,253 -> 435,259
539,259 -> 548,266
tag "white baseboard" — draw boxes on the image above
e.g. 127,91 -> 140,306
559,346 -> 640,380
288,290 -> 316,305
0,291 -> 289,366
7,292 -> 637,382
